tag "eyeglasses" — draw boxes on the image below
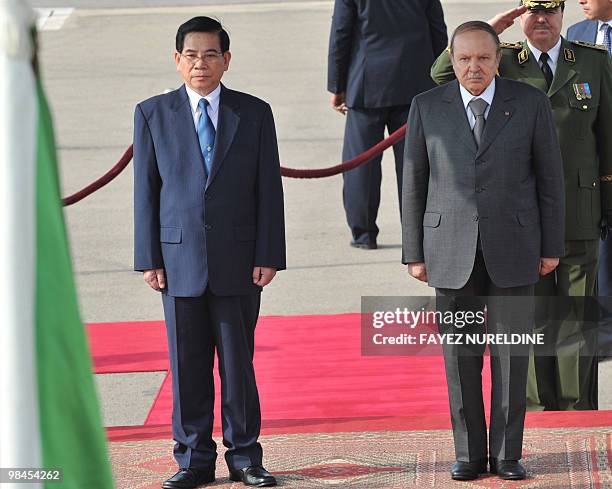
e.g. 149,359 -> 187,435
180,51 -> 224,65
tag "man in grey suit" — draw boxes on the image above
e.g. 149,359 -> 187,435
134,17 -> 285,489
568,0 -> 612,360
327,0 -> 447,249
402,21 -> 565,481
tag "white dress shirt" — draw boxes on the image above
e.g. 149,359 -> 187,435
459,78 -> 496,130
527,37 -> 562,75
596,20 -> 612,49
185,83 -> 221,131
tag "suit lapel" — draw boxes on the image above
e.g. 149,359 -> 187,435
476,78 -> 515,158
171,85 -> 207,183
584,21 -> 598,43
442,80 -> 477,154
206,84 -> 240,190
548,38 -> 578,98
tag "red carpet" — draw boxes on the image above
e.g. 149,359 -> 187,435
89,314 -> 492,429
108,409 -> 612,441
88,321 -> 168,373
89,315 -> 612,440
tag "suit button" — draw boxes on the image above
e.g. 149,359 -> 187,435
204,224 -> 212,230
473,216 -> 479,222
476,159 -> 485,165
476,187 -> 485,193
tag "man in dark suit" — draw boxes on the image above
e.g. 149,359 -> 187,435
133,17 -> 285,489
402,21 -> 565,481
327,0 -> 447,249
568,0 -> 612,361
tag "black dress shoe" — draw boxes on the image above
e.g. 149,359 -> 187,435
162,468 -> 215,489
450,460 -> 488,481
489,458 -> 526,480
229,466 -> 277,487
350,241 -> 377,250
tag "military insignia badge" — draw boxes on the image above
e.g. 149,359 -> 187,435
563,48 -> 575,63
500,42 -> 522,50
571,40 -> 607,51
573,83 -> 592,100
518,49 -> 529,64
521,0 -> 565,10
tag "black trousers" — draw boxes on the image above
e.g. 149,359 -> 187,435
436,252 -> 535,462
162,289 -> 262,471
342,104 -> 410,244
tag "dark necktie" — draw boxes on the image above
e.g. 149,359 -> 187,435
197,98 -> 215,177
603,24 -> 611,56
539,52 -> 554,89
468,98 -> 488,148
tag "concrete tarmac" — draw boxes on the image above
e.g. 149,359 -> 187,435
34,0 -> 611,424
31,0 -> 325,8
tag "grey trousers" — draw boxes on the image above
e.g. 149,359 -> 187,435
436,251 -> 534,462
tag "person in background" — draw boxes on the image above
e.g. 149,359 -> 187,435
567,0 -> 612,362
327,0 -> 447,250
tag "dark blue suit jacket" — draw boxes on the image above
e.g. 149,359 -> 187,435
327,0 -> 448,109
134,85 -> 286,297
567,19 -> 598,43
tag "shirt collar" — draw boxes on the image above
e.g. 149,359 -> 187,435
459,77 -> 496,111
598,19 -> 612,30
527,37 -> 562,65
185,83 -> 221,115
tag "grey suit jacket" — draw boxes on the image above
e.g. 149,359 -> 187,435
567,19 -> 598,43
134,84 -> 286,297
402,78 -> 565,289
327,0 -> 447,109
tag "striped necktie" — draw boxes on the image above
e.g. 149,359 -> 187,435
603,24 -> 611,56
197,98 -> 215,177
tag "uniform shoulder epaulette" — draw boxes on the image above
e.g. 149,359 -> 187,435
500,42 -> 523,50
570,40 -> 608,52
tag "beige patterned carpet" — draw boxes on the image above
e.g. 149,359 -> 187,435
110,428 -> 612,489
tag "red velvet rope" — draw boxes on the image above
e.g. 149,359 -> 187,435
62,124 -> 407,206
62,146 -> 134,206
280,124 -> 406,178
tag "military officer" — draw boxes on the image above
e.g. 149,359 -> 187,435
430,0 -> 612,411
567,0 -> 612,363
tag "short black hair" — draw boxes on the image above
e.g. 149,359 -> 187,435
175,16 -> 230,53
449,21 -> 501,55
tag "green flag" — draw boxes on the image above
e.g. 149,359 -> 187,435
0,1 -> 114,487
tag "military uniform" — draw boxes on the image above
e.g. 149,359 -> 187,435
431,35 -> 612,410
